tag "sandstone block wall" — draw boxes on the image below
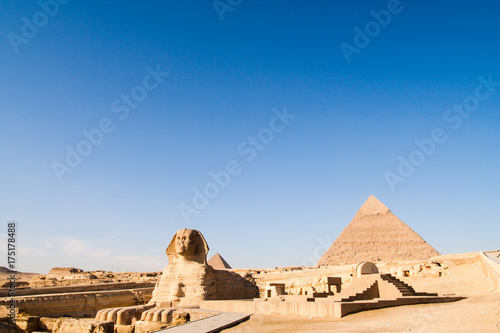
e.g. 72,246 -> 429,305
0,288 -> 153,318
251,265 -> 357,296
39,317 -> 114,333
214,270 -> 259,300
0,282 -> 155,298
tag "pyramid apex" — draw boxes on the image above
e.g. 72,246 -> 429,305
358,195 -> 391,216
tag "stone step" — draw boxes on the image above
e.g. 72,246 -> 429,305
380,274 -> 416,296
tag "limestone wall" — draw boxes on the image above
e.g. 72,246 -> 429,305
478,252 -> 500,291
0,282 -> 155,298
39,317 -> 114,333
213,270 -> 259,300
0,288 -> 153,318
201,295 -> 463,319
201,299 -> 340,318
251,265 -> 357,296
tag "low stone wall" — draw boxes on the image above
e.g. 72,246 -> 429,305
0,288 -> 153,318
201,299 -> 340,318
39,317 -> 114,333
479,252 -> 500,291
0,282 -> 155,297
335,296 -> 464,318
251,265 -> 356,296
201,296 -> 464,319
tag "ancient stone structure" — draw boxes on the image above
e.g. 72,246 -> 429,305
355,262 -> 379,277
147,229 -> 257,307
29,267 -> 98,287
48,267 -> 84,275
208,253 -> 232,269
318,195 -> 440,266
29,268 -> 160,288
202,262 -> 464,319
264,283 -> 286,298
0,288 -> 152,318
38,317 -> 114,333
95,228 -> 258,327
149,228 -> 215,306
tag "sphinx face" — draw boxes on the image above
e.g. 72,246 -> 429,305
175,229 -> 197,256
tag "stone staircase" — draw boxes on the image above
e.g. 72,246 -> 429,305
340,281 -> 379,302
380,273 -> 415,296
380,273 -> 438,297
333,275 -> 379,302
332,273 -> 438,303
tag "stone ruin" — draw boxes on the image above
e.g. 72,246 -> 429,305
29,267 -> 160,288
95,228 -> 258,329
355,261 -> 379,277
203,261 -> 464,319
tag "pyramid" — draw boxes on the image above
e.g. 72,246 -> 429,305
208,253 -> 232,269
318,195 -> 439,266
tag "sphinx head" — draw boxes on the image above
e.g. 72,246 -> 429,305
175,229 -> 197,255
166,229 -> 209,265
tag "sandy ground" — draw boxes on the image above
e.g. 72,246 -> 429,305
223,260 -> 500,332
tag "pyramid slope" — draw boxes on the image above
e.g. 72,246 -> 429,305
318,196 -> 440,266
208,253 -> 232,269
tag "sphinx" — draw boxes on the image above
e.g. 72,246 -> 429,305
95,229 -> 258,327
149,228 -> 216,306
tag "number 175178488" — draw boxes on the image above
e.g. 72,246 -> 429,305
7,222 -> 16,270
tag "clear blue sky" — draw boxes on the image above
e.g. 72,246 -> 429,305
1,0 -> 499,274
